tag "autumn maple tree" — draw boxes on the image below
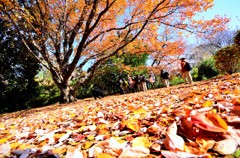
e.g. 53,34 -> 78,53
0,0 -> 229,103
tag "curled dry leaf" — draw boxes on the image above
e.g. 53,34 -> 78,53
164,122 -> 185,151
164,133 -> 185,151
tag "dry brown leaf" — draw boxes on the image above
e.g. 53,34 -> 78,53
119,146 -> 150,158
164,122 -> 185,151
191,112 -> 228,132
0,143 -> 11,155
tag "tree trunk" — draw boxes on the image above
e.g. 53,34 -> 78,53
59,85 -> 76,103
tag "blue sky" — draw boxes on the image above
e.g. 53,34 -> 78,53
199,0 -> 240,29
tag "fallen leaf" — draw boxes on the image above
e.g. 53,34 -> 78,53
213,138 -> 238,155
126,119 -> 141,132
96,153 -> 114,158
164,122 -> 185,151
205,113 -> 228,130
202,100 -> 214,107
82,141 -> 95,150
0,142 -> 11,155
131,137 -> 152,148
196,135 -> 215,152
65,146 -> 83,158
119,146 -> 150,158
161,150 -> 209,158
191,113 -> 227,132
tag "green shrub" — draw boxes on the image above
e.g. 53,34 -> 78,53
198,57 -> 219,80
191,67 -> 199,81
32,85 -> 60,107
170,76 -> 185,85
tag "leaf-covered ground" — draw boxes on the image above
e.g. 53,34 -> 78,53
1,73 -> 240,158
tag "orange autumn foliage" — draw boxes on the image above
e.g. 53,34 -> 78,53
0,0 -> 230,103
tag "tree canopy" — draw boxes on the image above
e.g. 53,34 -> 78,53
0,0 -> 229,103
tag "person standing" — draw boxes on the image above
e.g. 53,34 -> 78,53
149,71 -> 156,89
120,78 -> 129,94
128,75 -> 135,93
160,69 -> 170,87
140,74 -> 148,91
180,58 -> 193,84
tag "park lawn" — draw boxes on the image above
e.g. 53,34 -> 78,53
0,73 -> 240,157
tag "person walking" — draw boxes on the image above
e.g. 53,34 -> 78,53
180,58 -> 193,84
160,69 -> 170,87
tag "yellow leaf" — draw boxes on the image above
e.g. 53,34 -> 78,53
96,153 -> 114,158
49,118 -> 55,123
0,123 -> 5,129
126,119 -> 141,132
18,144 -> 30,150
86,135 -> 95,141
132,137 -> 152,148
202,100 -> 214,107
82,141 -> 94,150
206,113 -> 228,130
10,142 -> 20,149
54,133 -> 66,140
133,108 -> 147,115
196,135 -> 215,152
52,146 -> 67,155
0,138 -> 8,144
70,113 -> 76,118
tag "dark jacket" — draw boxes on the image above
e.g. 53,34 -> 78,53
160,70 -> 169,79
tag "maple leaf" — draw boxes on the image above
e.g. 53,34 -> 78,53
125,118 -> 141,132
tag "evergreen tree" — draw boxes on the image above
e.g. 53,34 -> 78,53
0,20 -> 40,113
